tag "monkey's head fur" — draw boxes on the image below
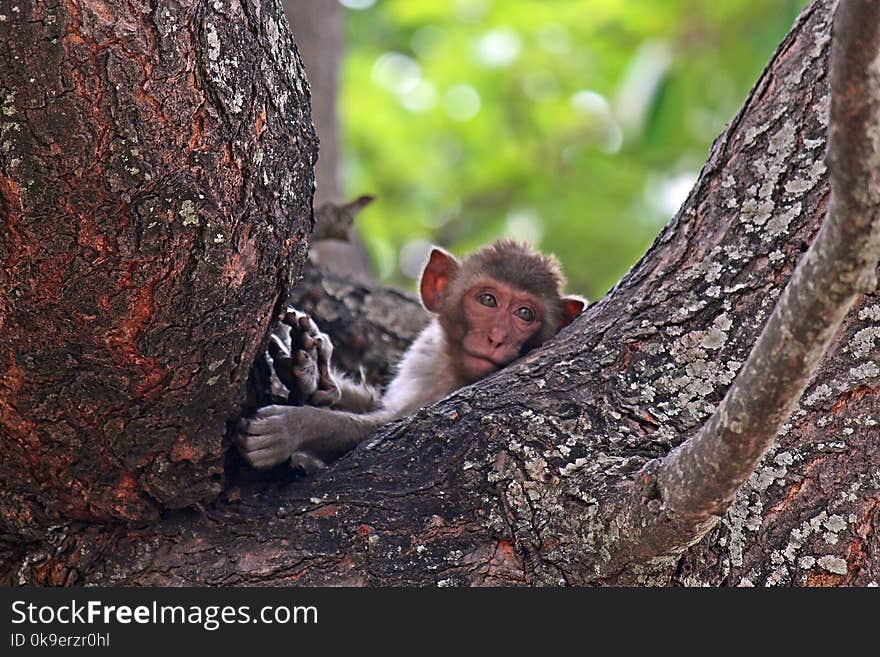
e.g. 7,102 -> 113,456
460,240 -> 564,293
456,240 -> 569,336
420,239 -> 586,381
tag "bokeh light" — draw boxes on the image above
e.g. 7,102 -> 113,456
340,0 -> 810,298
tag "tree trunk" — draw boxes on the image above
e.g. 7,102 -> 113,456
0,0 -> 316,541
3,0 -> 879,587
282,0 -> 374,285
281,0 -> 340,205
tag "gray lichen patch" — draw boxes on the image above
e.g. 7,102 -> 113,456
848,326 -> 880,359
648,311 -> 740,422
816,555 -> 848,575
179,199 -> 200,227
205,22 -> 221,62
768,119 -> 797,155
858,304 -> 880,321
783,159 -> 826,196
721,442 -> 802,570
849,361 -> 880,380
802,383 -> 833,407
474,402 -> 625,583
732,468 -> 872,586
2,92 -> 15,116
765,202 -> 802,239
200,10 -> 255,121
732,111 -> 824,248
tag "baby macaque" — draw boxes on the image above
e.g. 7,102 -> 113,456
238,240 -> 585,472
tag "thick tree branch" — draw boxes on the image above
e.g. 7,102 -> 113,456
612,0 -> 880,561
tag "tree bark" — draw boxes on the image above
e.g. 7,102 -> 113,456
3,0 -> 879,587
0,0 -> 316,540
602,0 -> 880,575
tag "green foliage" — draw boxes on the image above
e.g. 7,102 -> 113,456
339,0 -> 808,298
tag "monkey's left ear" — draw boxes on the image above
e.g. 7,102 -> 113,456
558,295 -> 587,330
420,247 -> 460,312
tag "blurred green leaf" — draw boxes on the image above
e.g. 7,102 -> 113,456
339,0 -> 809,299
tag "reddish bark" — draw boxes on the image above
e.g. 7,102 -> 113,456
0,0 -> 316,538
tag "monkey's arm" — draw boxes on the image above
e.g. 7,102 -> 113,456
237,405 -> 394,472
333,371 -> 382,413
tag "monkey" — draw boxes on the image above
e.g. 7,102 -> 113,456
237,240 -> 586,473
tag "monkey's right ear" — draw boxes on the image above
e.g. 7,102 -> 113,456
420,247 -> 460,312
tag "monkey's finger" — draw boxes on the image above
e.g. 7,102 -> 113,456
295,314 -> 324,345
315,370 -> 337,396
314,342 -> 334,384
237,416 -> 285,441
281,308 -> 307,327
304,315 -> 322,336
236,419 -> 259,439
253,404 -> 292,420
236,428 -> 285,451
292,352 -> 318,383
314,335 -> 333,362
290,451 -> 327,474
238,417 -> 281,437
243,446 -> 290,470
310,388 -> 340,407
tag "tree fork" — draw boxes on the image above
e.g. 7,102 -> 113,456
3,0 -> 879,587
608,0 -> 880,569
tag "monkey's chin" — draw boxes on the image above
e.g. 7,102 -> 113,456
461,353 -> 502,380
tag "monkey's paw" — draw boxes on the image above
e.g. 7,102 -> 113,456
266,307 -> 341,407
237,405 -> 327,472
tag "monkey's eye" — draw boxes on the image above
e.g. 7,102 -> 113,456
478,293 -> 498,308
515,307 -> 536,322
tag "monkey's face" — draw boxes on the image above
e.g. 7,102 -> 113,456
452,278 -> 546,381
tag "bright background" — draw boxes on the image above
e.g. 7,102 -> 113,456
337,0 -> 808,299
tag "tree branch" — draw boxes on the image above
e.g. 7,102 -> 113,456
611,0 -> 880,562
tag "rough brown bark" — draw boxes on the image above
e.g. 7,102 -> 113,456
0,0 -> 316,539
603,0 -> 880,571
2,0 -> 878,587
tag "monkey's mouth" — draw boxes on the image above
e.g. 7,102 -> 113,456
462,352 -> 506,375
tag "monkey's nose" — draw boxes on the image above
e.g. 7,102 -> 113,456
486,330 -> 508,348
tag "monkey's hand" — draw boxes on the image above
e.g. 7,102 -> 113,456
267,308 -> 341,407
237,404 -> 375,474
237,405 -> 328,474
